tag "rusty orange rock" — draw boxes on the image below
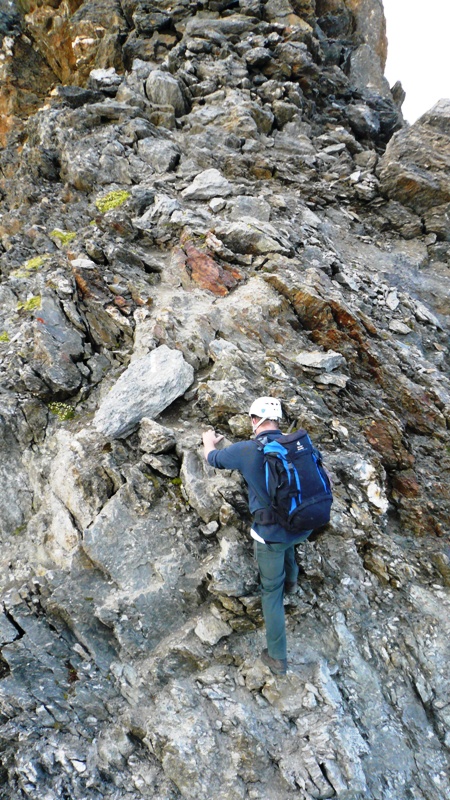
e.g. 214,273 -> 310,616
364,417 -> 415,471
0,36 -> 57,146
183,243 -> 243,296
24,1 -> 126,86
391,470 -> 421,498
270,279 -> 382,379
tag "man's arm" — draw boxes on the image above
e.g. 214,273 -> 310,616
202,429 -> 224,461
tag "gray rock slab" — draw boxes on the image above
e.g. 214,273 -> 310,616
0,416 -> 33,536
207,536 -> 258,597
0,612 -> 19,645
349,43 -> 391,98
142,452 -> 179,477
94,345 -> 194,438
180,448 -> 234,524
32,294 -> 85,396
83,495 -> 207,655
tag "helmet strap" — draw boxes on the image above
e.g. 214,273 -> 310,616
251,416 -> 268,433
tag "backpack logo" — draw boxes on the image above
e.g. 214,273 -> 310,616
254,429 -> 333,533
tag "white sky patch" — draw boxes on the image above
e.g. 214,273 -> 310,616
383,0 -> 450,123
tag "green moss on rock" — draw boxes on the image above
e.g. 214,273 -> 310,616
12,255 -> 49,278
0,332 -> 9,342
95,190 -> 131,214
17,295 -> 41,312
50,229 -> 77,245
47,402 -> 75,421
24,255 -> 48,271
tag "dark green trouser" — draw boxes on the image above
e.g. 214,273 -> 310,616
254,536 -> 310,661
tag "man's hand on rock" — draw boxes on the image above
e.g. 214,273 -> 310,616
202,429 -> 224,459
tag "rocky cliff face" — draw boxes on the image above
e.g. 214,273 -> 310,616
0,1 -> 449,798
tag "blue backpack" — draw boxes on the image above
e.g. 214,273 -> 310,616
253,430 -> 333,533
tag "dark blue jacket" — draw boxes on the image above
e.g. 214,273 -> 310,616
207,429 -> 311,543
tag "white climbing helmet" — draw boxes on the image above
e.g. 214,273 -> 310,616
248,397 -> 282,432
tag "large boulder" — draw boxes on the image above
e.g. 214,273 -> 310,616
378,100 -> 450,237
94,345 -> 194,438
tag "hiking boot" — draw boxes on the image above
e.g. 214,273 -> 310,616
261,649 -> 287,676
284,581 -> 298,594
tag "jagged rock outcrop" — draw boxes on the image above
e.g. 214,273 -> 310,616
0,0 -> 449,798
378,98 -> 450,239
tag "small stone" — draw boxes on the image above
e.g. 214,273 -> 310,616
142,453 -> 179,477
181,241 -> 243,296
314,373 -> 349,388
424,233 -> 438,245
385,289 -> 400,311
214,217 -> 292,255
346,103 -> 380,137
245,47 -> 272,68
71,760 -> 87,774
145,70 -> 186,116
331,419 -> 349,437
139,419 -> 176,453
209,198 -> 227,213
71,257 -> 96,270
414,301 -> 442,328
88,67 -> 122,95
137,139 -> 180,173
389,320 -> 412,335
182,169 -> 232,201
296,350 -> 346,371
194,614 -> 232,645
392,469 -> 421,498
0,612 -> 19,644
322,143 -> 346,155
349,170 -> 362,183
200,521 -> 219,537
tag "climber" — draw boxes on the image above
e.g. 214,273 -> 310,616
202,397 -> 313,676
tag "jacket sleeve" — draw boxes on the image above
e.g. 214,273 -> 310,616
207,442 -> 246,471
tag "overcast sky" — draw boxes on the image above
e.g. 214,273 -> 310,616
383,0 -> 450,123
